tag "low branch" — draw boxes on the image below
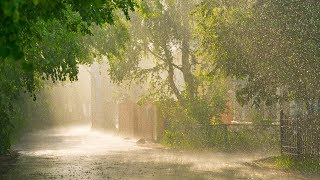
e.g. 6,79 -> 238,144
146,46 -> 182,71
171,63 -> 183,71
146,47 -> 166,61
207,64 -> 219,76
167,71 -> 183,102
161,45 -> 183,102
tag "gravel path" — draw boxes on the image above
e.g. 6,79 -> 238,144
0,126 -> 316,179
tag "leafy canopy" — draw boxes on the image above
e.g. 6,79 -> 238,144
196,0 -> 320,105
0,0 -> 137,154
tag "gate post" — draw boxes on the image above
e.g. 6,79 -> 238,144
280,110 -> 284,155
223,124 -> 229,149
296,115 -> 303,158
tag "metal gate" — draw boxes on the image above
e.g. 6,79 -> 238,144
280,111 -> 320,159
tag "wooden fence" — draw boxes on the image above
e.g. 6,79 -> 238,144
118,100 -> 165,141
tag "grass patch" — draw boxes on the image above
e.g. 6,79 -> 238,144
256,155 -> 320,174
161,125 -> 280,152
274,156 -> 320,174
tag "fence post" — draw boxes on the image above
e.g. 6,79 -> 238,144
280,110 -> 284,155
223,124 -> 229,149
296,115 -> 303,158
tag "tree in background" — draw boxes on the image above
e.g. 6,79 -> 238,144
195,0 -> 320,153
196,0 -> 320,107
89,0 -> 227,147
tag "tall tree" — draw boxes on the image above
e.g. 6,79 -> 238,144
89,0 -> 227,126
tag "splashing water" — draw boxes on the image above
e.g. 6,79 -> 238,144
14,125 -> 147,157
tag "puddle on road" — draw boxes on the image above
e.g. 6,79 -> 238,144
14,125 -> 148,157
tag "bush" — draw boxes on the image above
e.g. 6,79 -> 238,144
275,156 -> 320,174
161,113 -> 280,151
158,95 -> 226,149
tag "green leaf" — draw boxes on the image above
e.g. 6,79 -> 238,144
0,47 -> 10,58
33,0 -> 40,5
22,62 -> 34,72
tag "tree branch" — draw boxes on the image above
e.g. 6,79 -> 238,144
161,44 -> 183,102
146,47 -> 166,61
171,63 -> 183,71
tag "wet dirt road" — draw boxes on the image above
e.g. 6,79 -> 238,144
1,126 -> 315,179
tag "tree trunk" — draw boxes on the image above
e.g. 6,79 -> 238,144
163,44 -> 183,102
181,38 -> 196,99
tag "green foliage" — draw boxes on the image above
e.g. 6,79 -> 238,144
275,156 -> 295,169
162,121 -> 280,151
0,59 -> 29,154
0,0 -> 137,60
16,90 -> 56,131
158,79 -> 228,149
24,17 -> 92,82
89,1 -> 232,150
87,16 -> 139,84
90,0 -> 198,99
0,1 -> 137,154
0,9 -> 94,154
274,156 -> 320,174
90,0 -> 228,114
250,111 -> 273,126
226,126 -> 279,151
196,0 -> 320,105
159,101 -> 204,148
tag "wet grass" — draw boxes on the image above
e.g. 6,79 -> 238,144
254,155 -> 320,175
161,126 -> 280,153
275,156 -> 320,174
